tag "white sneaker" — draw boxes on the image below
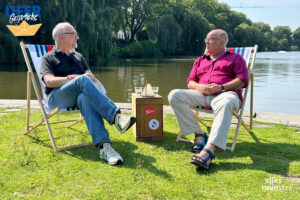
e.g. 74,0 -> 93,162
99,143 -> 123,165
114,114 -> 136,133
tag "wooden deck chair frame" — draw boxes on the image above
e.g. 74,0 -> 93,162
20,41 -> 93,152
176,45 -> 259,152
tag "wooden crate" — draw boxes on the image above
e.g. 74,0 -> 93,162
132,93 -> 163,141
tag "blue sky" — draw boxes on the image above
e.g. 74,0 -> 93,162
218,0 -> 300,31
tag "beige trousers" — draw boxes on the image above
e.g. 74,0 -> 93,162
168,89 -> 240,150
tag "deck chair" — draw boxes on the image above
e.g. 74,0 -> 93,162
20,41 -> 106,152
176,45 -> 259,152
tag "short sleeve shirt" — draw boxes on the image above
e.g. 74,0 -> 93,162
40,47 -> 90,94
187,51 -> 249,102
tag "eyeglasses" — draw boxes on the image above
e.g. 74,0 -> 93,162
204,37 -> 220,43
63,32 -> 78,37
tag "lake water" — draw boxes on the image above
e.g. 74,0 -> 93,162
0,51 -> 300,114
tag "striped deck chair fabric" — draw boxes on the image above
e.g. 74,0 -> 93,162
226,47 -> 252,67
27,44 -> 106,113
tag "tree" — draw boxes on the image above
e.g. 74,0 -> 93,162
149,14 -> 181,56
233,23 -> 264,48
252,22 -> 272,51
136,30 -> 148,41
179,11 -> 210,55
227,11 -> 251,46
189,0 -> 253,47
1,0 -> 299,64
118,0 -> 164,42
272,26 -> 292,50
0,0 -> 119,65
292,27 -> 300,50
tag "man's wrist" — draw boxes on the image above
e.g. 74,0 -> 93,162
221,85 -> 226,92
200,84 -> 205,93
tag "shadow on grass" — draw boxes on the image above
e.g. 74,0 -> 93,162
26,128 -> 299,178
142,131 -> 193,152
63,140 -> 172,180
195,141 -> 300,176
26,127 -> 171,179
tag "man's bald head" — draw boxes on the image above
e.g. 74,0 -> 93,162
205,29 -> 228,55
209,29 -> 228,46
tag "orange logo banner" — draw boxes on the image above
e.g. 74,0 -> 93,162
7,21 -> 42,36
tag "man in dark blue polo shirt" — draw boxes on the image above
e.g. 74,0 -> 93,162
40,22 -> 136,166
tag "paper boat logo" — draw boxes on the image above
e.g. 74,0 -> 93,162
7,21 -> 42,36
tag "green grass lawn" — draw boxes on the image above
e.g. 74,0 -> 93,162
0,108 -> 299,199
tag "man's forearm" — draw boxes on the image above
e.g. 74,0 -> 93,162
222,78 -> 245,91
188,81 -> 205,93
43,74 -> 75,88
188,78 -> 245,96
45,76 -> 69,88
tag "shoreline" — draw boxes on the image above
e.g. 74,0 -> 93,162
1,99 -> 300,127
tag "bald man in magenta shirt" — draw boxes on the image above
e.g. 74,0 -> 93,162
168,29 -> 248,170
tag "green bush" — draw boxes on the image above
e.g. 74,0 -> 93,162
112,41 -> 162,59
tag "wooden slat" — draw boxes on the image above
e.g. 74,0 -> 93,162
41,119 -> 80,125
21,42 -> 58,151
48,107 -> 60,117
26,71 -> 31,131
65,116 -> 84,128
176,130 -> 193,143
23,118 -> 44,134
249,45 -> 258,130
56,142 -> 93,152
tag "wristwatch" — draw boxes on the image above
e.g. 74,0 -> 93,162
221,85 -> 226,92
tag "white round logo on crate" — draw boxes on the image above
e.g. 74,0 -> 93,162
149,119 -> 159,130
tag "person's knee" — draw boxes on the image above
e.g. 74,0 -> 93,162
79,74 -> 92,83
73,74 -> 92,84
76,93 -> 87,106
168,89 -> 182,105
72,74 -> 94,89
217,98 -> 235,112
213,93 -> 239,111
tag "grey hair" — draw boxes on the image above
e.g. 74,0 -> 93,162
52,22 -> 73,43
